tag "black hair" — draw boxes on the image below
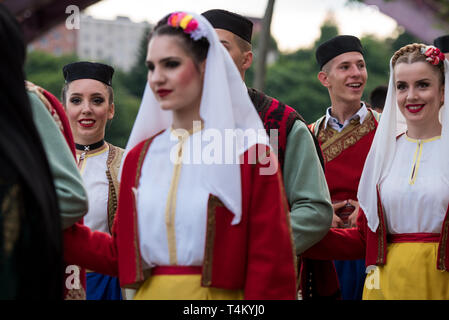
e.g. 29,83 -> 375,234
369,85 -> 388,111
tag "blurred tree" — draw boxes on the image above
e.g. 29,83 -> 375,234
265,48 -> 328,122
262,17 -> 402,123
245,31 -> 279,88
359,34 -> 391,101
314,12 -> 340,47
122,26 -> 151,99
104,79 -> 140,148
389,27 -> 422,51
254,0 -> 276,91
25,51 -> 77,98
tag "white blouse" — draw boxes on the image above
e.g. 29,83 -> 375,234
136,129 -> 210,268
380,134 -> 449,234
78,147 -> 110,234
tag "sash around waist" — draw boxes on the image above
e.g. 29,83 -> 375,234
387,233 -> 440,243
151,266 -> 202,275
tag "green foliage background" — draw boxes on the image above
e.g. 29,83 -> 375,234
24,19 -> 420,147
251,19 -> 421,122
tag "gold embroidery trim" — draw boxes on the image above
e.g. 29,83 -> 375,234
202,195 -> 223,286
165,140 -> 184,265
76,144 -> 109,173
164,124 -> 203,265
438,218 -> 449,270
404,135 -> 440,186
318,112 -> 376,163
376,185 -> 385,265
133,138 -> 152,282
106,143 -> 124,233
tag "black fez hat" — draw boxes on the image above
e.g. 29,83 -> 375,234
316,35 -> 364,70
202,9 -> 253,43
63,61 -> 114,86
434,35 -> 449,54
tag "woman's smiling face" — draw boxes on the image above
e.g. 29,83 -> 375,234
395,61 -> 444,129
66,78 -> 114,145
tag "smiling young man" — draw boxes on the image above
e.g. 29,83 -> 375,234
307,35 -> 381,300
202,9 -> 333,297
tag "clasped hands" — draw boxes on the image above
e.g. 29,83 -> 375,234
331,199 -> 359,228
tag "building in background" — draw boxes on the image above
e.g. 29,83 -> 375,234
77,15 -> 150,71
30,14 -> 151,72
28,22 -> 77,56
30,13 -> 275,71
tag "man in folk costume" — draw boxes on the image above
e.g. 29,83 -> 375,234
306,35 -> 381,299
434,35 -> 449,60
202,10 -> 333,275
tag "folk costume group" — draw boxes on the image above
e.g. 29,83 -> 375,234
2,2 -> 449,300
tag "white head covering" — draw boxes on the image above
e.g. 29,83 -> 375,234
358,49 -> 449,233
122,12 -> 269,225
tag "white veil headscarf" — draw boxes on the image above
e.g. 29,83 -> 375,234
358,51 -> 449,233
121,12 -> 269,225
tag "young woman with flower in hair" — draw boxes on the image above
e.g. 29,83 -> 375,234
63,11 -> 297,300
303,43 -> 449,299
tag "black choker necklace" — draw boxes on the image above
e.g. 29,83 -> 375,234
75,140 -> 105,152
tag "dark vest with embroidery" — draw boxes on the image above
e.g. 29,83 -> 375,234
105,143 -> 124,233
248,88 -> 324,170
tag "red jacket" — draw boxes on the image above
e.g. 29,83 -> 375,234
64,136 -> 297,299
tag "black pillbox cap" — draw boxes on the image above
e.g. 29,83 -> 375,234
202,9 -> 253,43
316,35 -> 364,70
63,61 -> 114,86
434,35 -> 449,54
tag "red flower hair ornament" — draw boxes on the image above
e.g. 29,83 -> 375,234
421,45 -> 446,65
167,12 -> 207,41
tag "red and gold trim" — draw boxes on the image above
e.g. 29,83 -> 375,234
376,185 -> 386,265
388,233 -> 440,243
132,138 -> 153,283
438,208 -> 449,271
202,195 -> 223,286
106,143 -> 124,233
318,112 -> 376,163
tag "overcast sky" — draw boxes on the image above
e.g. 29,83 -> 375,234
85,0 -> 398,52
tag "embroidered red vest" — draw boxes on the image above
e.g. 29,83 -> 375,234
248,88 -> 304,169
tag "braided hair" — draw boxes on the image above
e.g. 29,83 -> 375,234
392,43 -> 445,85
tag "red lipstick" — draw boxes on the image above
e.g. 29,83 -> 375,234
157,89 -> 172,98
406,104 -> 424,114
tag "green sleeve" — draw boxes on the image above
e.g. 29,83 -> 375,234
28,92 -> 88,229
283,120 -> 333,255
